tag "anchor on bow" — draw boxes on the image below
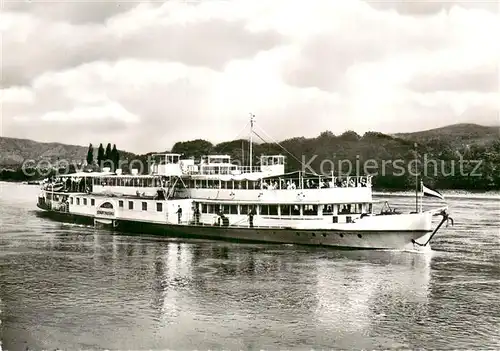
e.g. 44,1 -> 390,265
412,209 -> 454,247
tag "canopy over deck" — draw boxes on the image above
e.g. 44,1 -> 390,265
59,171 -> 115,178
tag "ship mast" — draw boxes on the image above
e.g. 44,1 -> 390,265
414,142 -> 419,213
249,113 -> 255,170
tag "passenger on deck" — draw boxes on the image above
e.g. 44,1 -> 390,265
248,208 -> 255,228
193,207 -> 200,225
176,206 -> 182,224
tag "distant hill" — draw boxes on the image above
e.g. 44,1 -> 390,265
167,123 -> 500,190
0,137 -> 89,166
395,123 -> 499,148
0,137 -> 135,167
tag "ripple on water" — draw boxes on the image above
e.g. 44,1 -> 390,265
1,183 -> 499,350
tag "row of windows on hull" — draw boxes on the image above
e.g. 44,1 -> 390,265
57,194 -> 371,217
197,203 -> 373,216
70,196 -> 164,212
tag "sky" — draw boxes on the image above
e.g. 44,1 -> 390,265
1,0 -> 499,153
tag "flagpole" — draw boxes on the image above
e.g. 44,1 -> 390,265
249,113 -> 254,171
414,142 -> 418,213
420,180 -> 423,213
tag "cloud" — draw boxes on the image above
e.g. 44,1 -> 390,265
1,0 -> 161,24
281,4 -> 499,92
373,91 -> 500,132
1,0 -> 499,153
408,63 -> 499,93
364,0 -> 499,15
0,3 -> 284,87
1,56 -> 343,152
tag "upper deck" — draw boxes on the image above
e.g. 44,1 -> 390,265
43,152 -> 373,204
149,153 -> 286,178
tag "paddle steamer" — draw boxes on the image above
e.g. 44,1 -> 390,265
36,119 -> 453,251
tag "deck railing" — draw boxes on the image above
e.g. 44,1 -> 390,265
185,165 -> 262,175
187,175 -> 372,190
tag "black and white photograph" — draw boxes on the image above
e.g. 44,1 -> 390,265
0,0 -> 499,350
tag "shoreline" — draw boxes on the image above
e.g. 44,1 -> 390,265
373,191 -> 500,200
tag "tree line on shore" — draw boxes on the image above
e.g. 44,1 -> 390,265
86,143 -> 120,171
167,132 -> 500,191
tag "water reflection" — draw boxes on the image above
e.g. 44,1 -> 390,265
315,252 -> 431,330
1,183 -> 500,350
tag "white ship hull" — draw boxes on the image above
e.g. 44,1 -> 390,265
157,223 -> 434,252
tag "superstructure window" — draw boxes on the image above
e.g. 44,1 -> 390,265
322,205 -> 333,215
156,203 -> 162,212
339,204 -> 352,214
240,204 -> 249,215
270,205 -> 278,215
142,202 -> 147,211
91,199 -> 95,206
260,205 -> 269,215
280,205 -> 291,216
83,198 -> 87,205
260,205 -> 278,216
128,201 -> 134,210
303,205 -> 318,216
119,200 -> 123,208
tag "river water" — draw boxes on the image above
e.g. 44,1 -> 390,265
0,182 -> 499,350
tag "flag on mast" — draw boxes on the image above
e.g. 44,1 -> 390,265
422,183 -> 444,200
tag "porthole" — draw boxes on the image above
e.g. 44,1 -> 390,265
322,233 -> 326,237
312,233 -> 316,237
339,233 -> 344,238
357,234 -> 362,238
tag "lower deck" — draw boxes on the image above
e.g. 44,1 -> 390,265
41,191 -> 375,228
38,191 -> 433,233
35,207 -> 433,251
